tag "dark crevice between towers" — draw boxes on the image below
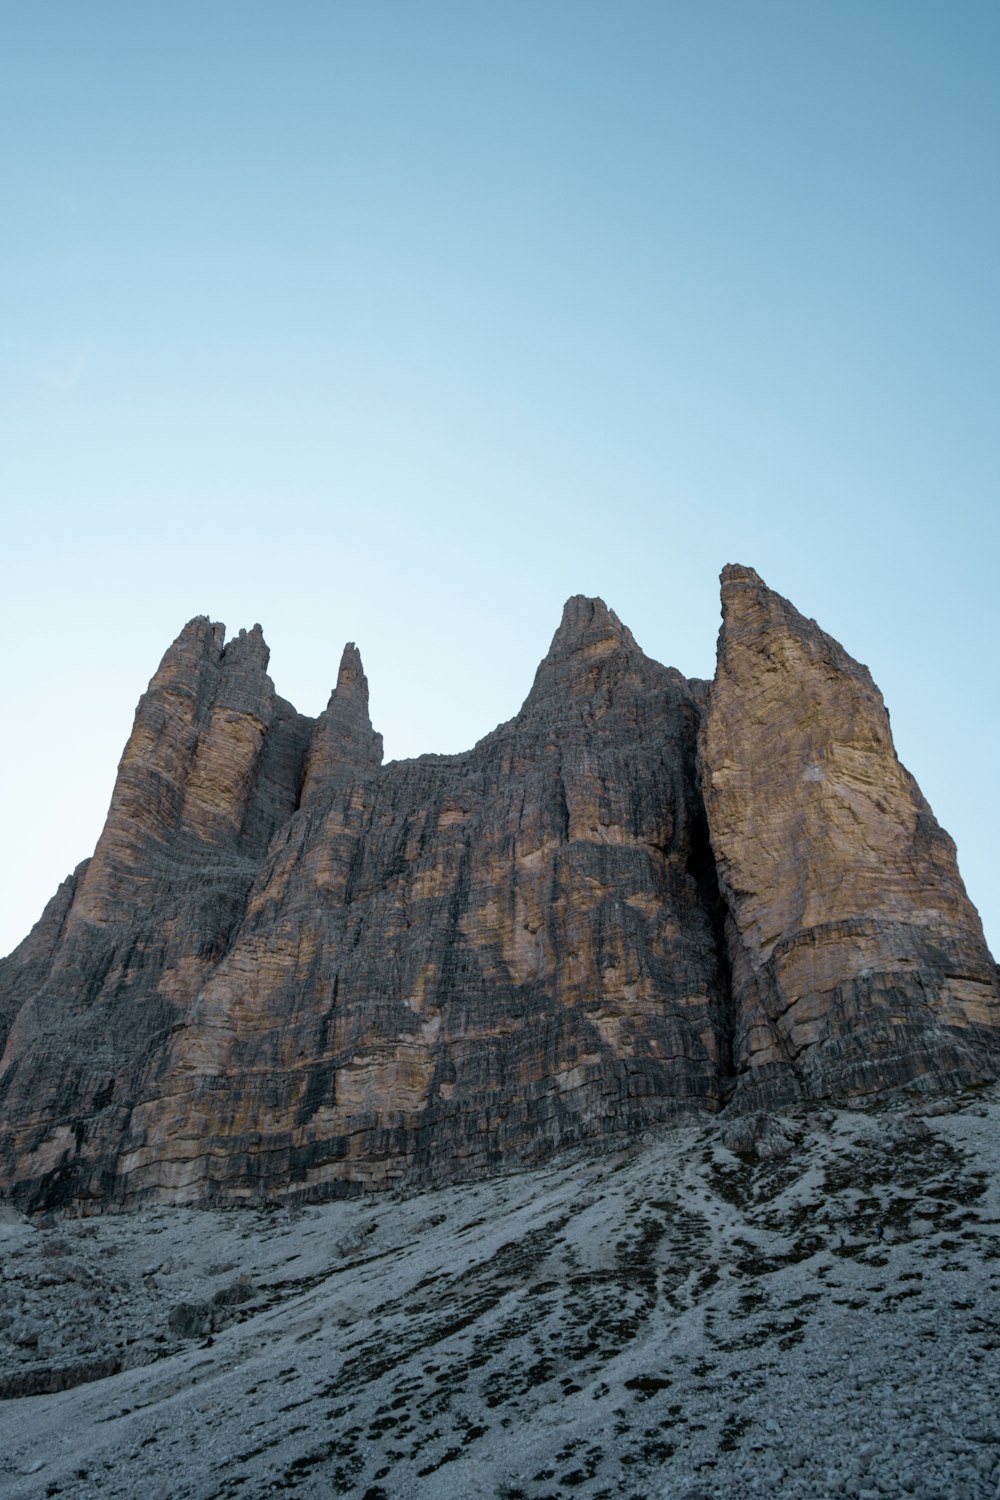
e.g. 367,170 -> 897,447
685,798 -> 737,1110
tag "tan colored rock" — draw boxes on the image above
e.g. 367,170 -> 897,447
0,618 -> 313,1207
700,564 -> 1000,1106
0,574 -> 996,1213
0,598 -> 729,1208
299,643 -> 383,808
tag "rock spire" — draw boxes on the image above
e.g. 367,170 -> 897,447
300,643 -> 383,809
0,571 -> 996,1212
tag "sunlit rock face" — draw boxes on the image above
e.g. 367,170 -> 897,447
0,572 -> 997,1211
699,565 -> 1000,1108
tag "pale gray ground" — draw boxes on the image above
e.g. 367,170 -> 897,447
1,1086 -> 997,1500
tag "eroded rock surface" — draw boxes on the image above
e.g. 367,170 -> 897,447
0,571 -> 996,1211
0,619 -> 314,1209
700,565 -> 1000,1109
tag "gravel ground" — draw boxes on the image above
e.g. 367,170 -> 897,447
1,1083 -> 997,1500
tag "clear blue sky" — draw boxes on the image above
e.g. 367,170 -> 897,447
2,1 -> 998,958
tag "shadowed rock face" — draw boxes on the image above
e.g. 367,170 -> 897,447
0,572 -> 997,1210
0,620 -> 314,1209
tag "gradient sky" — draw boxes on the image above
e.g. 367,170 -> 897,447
2,1 -> 998,959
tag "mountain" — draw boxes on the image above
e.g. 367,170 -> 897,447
0,567 -> 997,1212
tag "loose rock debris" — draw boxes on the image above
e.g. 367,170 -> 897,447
1,1087 -> 998,1499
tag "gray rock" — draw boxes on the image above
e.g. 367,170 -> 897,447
0,572 -> 997,1214
166,1300 -> 213,1338
721,1113 -> 797,1158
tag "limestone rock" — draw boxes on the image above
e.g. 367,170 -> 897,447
117,595 -> 731,1201
0,619 -> 313,1208
699,564 -> 1000,1108
0,571 -> 996,1212
299,643 -> 383,809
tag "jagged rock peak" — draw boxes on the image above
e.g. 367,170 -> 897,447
147,618 -> 274,716
222,622 -> 270,669
717,563 -> 860,677
0,569 -> 996,1215
719,563 -> 813,638
547,594 -> 637,659
701,564 -> 1000,1109
146,616 -> 224,692
173,614 -> 223,645
331,641 -> 369,707
720,561 -> 764,588
156,618 -> 270,669
523,594 -> 647,713
213,623 -> 275,718
299,642 -> 383,807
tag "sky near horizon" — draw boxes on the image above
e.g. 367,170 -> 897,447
2,1 -> 998,959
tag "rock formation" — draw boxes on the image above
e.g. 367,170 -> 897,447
0,568 -> 996,1211
700,566 -> 1000,1108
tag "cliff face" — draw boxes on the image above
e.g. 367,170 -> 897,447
0,620 -> 314,1208
700,566 -> 1000,1108
0,572 -> 997,1210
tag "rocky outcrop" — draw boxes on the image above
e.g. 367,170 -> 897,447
0,571 -> 996,1211
0,620 -> 313,1208
299,643 -> 383,808
112,596 -> 730,1202
699,565 -> 1000,1108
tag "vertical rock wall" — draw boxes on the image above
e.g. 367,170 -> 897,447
100,598 -> 732,1202
0,571 -> 996,1211
699,565 -> 1000,1107
0,621 -> 314,1207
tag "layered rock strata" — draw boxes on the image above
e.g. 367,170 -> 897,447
0,572 -> 996,1211
701,566 -> 1000,1109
